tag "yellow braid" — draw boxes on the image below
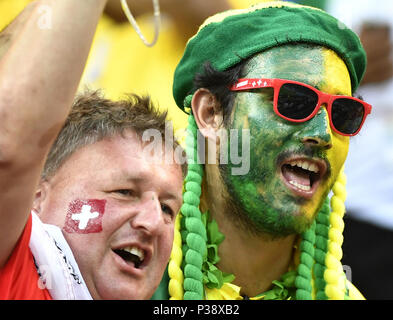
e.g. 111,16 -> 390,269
168,213 -> 184,300
324,168 -> 347,299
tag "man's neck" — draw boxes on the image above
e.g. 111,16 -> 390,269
201,164 -> 296,297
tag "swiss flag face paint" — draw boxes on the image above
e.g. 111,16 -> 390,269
63,199 -> 106,234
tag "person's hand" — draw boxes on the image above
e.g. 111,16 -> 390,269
360,22 -> 393,85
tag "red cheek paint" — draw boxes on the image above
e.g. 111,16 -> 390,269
63,199 -> 106,234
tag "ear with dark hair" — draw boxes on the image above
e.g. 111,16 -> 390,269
191,88 -> 224,142
192,61 -> 247,125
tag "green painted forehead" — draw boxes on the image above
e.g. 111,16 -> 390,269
243,44 -> 325,86
241,44 -> 352,96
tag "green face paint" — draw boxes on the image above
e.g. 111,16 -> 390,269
220,44 -> 351,237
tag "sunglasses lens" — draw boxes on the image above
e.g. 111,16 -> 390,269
331,98 -> 365,135
277,83 -> 318,120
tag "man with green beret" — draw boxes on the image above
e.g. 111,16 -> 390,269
154,1 -> 372,300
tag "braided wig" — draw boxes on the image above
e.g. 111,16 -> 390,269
167,61 -> 350,300
168,1 -> 367,300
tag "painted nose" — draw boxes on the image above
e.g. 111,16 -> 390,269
299,108 -> 332,149
130,193 -> 163,236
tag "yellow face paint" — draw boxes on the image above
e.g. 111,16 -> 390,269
223,44 -> 353,236
302,48 -> 351,218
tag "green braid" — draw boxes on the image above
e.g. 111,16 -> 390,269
314,197 -> 330,299
181,113 -> 207,300
295,219 -> 316,300
180,100 -> 339,301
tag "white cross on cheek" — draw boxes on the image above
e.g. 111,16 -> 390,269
71,205 -> 99,230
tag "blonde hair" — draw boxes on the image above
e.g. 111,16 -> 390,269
42,90 -> 186,180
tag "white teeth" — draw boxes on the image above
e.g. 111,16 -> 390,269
308,163 -> 319,173
124,246 -> 145,261
289,180 -> 311,191
301,161 -> 310,170
289,160 -> 319,173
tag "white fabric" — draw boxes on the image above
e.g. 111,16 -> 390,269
29,212 -> 92,300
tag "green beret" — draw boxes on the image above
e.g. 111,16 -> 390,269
173,1 -> 367,112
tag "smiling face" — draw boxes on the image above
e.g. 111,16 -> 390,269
220,44 -> 351,237
37,130 -> 183,299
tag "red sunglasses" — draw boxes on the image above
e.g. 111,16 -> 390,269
230,78 -> 372,136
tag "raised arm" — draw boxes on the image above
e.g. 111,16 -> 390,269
0,0 -> 108,267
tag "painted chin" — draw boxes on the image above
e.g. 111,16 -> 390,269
279,156 -> 328,200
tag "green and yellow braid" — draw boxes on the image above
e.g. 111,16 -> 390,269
178,111 -> 207,300
295,220 -> 316,300
168,213 -> 184,299
325,168 -> 347,299
169,110 -> 349,300
294,169 -> 348,300
314,198 -> 331,299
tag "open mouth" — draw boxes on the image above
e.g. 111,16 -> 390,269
113,246 -> 145,269
280,158 -> 327,199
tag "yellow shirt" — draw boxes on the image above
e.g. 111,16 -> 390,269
81,13 -> 189,132
204,281 -> 365,300
81,0 -> 269,133
0,0 -> 32,30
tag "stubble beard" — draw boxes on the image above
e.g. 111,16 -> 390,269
217,164 -> 313,241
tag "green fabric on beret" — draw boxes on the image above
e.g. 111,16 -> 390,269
173,1 -> 367,112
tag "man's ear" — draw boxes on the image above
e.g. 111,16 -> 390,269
32,180 -> 50,217
191,88 -> 224,142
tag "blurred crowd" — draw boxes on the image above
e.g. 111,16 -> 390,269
303,0 -> 393,299
1,0 -> 392,299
